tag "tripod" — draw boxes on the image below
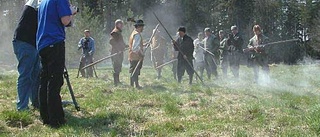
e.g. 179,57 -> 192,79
64,67 -> 81,111
76,63 -> 98,78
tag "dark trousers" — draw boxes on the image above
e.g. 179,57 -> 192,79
204,54 -> 218,79
79,54 -> 93,77
177,58 -> 194,83
253,55 -> 269,81
229,52 -> 241,78
220,53 -> 229,77
129,60 -> 143,87
112,53 -> 124,85
111,52 -> 124,74
39,42 -> 65,126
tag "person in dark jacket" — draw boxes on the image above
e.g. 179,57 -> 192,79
228,25 -> 244,78
173,26 -> 194,84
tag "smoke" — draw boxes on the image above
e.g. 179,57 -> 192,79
143,1 -> 183,41
0,1 -> 21,71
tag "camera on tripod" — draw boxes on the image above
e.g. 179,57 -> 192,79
83,38 -> 90,49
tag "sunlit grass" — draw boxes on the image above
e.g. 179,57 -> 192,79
0,64 -> 319,136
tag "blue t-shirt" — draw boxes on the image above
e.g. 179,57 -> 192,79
36,0 -> 72,51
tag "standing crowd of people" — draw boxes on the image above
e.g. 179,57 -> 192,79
11,0 -> 271,129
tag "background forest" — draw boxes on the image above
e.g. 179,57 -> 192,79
0,0 -> 319,68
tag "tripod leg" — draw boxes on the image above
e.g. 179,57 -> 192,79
76,63 -> 81,78
63,69 -> 80,111
93,65 -> 98,78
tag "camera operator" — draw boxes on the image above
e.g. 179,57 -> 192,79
78,30 -> 95,78
36,0 -> 78,128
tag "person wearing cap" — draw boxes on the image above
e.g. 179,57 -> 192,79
78,30 -> 95,78
193,32 -> 205,80
247,25 -> 269,83
110,19 -> 126,86
203,27 -> 219,79
128,20 -> 145,89
37,0 -> 77,128
12,0 -> 41,111
173,26 -> 194,84
228,25 -> 244,78
151,30 -> 167,79
218,30 -> 229,77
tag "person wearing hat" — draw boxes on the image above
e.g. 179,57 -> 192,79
128,19 -> 145,89
203,27 -> 219,80
12,0 -> 41,111
228,25 -> 244,78
173,26 -> 195,84
151,29 -> 167,79
110,19 -> 126,86
218,30 -> 229,78
78,29 -> 95,78
247,25 -> 269,83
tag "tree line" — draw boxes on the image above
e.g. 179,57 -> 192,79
1,0 -> 319,67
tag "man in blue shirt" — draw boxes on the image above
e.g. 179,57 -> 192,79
36,0 -> 77,128
78,30 -> 95,78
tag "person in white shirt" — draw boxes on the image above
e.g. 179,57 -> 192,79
193,32 -> 205,80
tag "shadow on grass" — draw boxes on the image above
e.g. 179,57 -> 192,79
142,84 -> 168,92
63,108 -> 153,136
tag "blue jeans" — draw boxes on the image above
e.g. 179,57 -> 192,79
13,39 -> 40,111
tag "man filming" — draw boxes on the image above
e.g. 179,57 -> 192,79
78,30 -> 95,78
37,0 -> 78,128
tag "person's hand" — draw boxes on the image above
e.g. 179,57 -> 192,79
70,5 -> 78,15
183,55 -> 187,59
172,40 -> 177,46
249,46 -> 254,51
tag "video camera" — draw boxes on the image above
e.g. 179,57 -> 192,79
83,38 -> 90,50
75,7 -> 80,13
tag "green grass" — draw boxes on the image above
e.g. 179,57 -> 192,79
0,64 -> 320,136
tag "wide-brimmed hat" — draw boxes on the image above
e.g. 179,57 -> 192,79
134,20 -> 145,27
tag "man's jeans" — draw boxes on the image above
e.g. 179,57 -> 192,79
13,39 -> 40,111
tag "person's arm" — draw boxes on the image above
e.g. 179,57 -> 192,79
89,39 -> 95,55
57,0 -> 76,26
132,34 -> 141,53
173,38 -> 180,51
61,16 -> 73,26
109,32 -> 118,46
78,38 -> 83,50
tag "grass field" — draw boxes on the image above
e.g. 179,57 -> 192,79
0,64 -> 320,137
